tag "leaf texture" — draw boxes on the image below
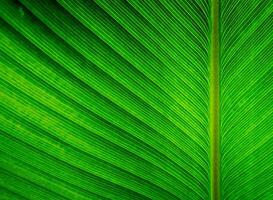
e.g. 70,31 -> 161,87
220,0 -> 273,199
0,0 -> 272,200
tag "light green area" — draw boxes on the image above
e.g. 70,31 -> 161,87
210,0 -> 220,199
0,0 -> 272,199
219,0 -> 273,199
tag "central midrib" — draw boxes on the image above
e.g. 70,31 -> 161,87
210,0 -> 220,199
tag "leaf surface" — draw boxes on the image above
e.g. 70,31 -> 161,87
0,0 -> 272,199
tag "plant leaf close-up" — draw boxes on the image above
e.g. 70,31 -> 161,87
0,0 -> 272,199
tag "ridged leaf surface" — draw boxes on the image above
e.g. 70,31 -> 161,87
0,0 -> 272,199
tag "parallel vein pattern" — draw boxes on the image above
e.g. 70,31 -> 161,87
0,0 -> 210,199
1,0 -> 272,199
220,0 -> 273,199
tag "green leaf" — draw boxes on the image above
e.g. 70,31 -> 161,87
0,0 -> 272,199
220,0 -> 273,199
